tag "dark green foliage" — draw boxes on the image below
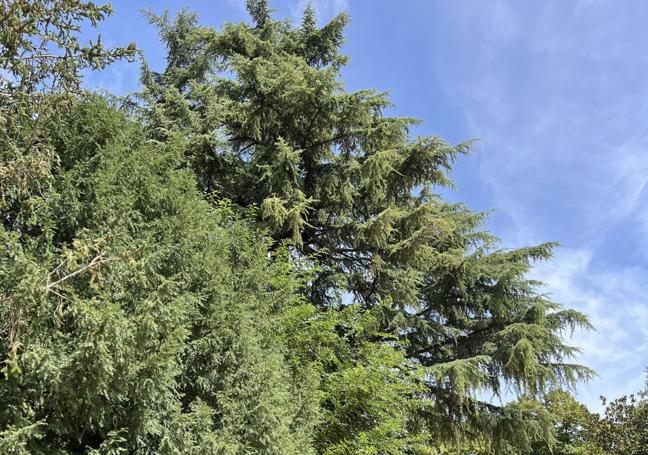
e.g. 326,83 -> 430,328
590,391 -> 648,455
0,1 -> 600,453
0,0 -> 135,232
246,0 -> 271,28
140,3 -> 593,451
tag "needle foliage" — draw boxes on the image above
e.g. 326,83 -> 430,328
139,1 -> 593,451
0,1 -> 596,453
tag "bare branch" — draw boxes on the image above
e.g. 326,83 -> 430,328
45,253 -> 111,292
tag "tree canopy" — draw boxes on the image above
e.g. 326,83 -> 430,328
0,1 -> 601,454
140,1 -> 593,449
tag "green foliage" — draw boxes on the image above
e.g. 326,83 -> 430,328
0,1 -> 600,453
0,97 -> 319,453
588,389 -> 648,454
0,0 -> 135,247
0,0 -> 135,93
529,391 -> 600,455
140,3 -> 593,452
529,381 -> 648,455
312,306 -> 428,454
0,92 -> 429,453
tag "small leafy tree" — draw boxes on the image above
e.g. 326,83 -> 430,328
530,391 -> 602,455
589,389 -> 648,454
530,378 -> 648,455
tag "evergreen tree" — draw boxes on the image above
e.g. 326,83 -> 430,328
1,95 -> 433,454
140,3 -> 593,451
0,95 -> 321,454
0,3 -> 436,453
0,1 -> 600,453
0,0 -> 135,236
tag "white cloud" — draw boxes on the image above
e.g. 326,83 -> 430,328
532,248 -> 648,410
425,0 -> 648,409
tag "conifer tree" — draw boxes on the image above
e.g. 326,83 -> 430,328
0,0 -> 135,236
0,1 -> 599,453
0,95 -> 322,454
0,3 -> 437,453
140,3 -> 593,451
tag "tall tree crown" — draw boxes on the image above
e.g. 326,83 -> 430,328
246,0 -> 271,27
140,3 -> 593,451
0,1 -> 598,453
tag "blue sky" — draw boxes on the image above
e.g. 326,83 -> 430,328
86,0 -> 648,410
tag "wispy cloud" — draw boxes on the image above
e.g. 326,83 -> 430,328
424,0 -> 648,406
84,61 -> 140,96
431,0 -> 648,233
532,249 -> 648,409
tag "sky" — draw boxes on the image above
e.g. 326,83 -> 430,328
85,0 -> 648,410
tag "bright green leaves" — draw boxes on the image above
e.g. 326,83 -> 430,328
360,150 -> 404,204
319,344 -> 425,454
359,208 -> 405,250
261,192 -> 315,247
528,386 -> 648,455
0,0 -> 135,94
259,138 -> 318,247
0,421 -> 45,455
259,138 -> 302,195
